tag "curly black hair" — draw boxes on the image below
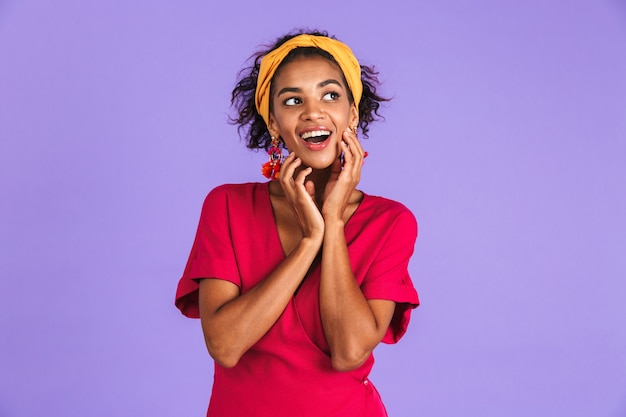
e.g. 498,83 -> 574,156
229,29 -> 389,151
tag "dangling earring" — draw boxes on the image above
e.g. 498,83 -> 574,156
261,135 -> 284,180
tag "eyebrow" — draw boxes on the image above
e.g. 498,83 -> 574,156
277,79 -> 343,97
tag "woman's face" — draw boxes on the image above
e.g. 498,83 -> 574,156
268,55 -> 358,170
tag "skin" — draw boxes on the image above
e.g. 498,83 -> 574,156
198,55 -> 395,372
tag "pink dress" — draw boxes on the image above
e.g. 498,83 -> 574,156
175,182 -> 419,417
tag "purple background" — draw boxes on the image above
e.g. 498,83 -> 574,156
1,1 -> 625,416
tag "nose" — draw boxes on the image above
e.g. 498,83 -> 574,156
300,100 -> 325,121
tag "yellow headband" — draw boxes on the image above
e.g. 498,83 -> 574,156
255,34 -> 362,128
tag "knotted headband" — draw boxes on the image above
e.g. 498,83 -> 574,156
255,34 -> 363,128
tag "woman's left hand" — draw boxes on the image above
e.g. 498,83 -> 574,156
321,127 -> 364,221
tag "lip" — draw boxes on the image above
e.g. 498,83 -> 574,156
302,134 -> 331,150
298,126 -> 333,151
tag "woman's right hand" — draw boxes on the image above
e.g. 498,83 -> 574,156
278,152 -> 325,241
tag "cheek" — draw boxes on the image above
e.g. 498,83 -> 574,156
270,107 -> 292,128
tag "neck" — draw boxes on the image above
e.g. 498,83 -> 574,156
294,165 -> 332,207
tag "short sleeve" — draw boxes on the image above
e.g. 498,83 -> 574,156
360,208 -> 419,344
175,185 -> 242,318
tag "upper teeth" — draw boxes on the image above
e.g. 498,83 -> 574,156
301,130 -> 330,140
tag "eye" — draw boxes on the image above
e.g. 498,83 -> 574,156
322,91 -> 340,101
284,97 -> 302,106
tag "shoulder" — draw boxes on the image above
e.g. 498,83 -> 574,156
197,182 -> 268,221
203,182 -> 266,205
356,193 -> 418,243
362,193 -> 417,229
205,182 -> 265,197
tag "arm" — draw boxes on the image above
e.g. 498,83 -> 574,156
199,155 -> 325,368
319,218 -> 396,371
319,128 -> 395,371
198,236 -> 320,368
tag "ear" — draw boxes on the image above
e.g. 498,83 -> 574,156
349,104 -> 359,128
267,114 -> 280,139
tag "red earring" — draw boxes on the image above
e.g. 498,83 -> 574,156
261,136 -> 284,180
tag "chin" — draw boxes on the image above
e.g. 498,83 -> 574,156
303,153 -> 339,171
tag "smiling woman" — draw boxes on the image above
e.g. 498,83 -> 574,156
174,29 -> 420,417
268,55 -> 358,171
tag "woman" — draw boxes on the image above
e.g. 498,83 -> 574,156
175,30 -> 419,417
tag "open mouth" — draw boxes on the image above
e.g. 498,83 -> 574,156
301,130 -> 331,144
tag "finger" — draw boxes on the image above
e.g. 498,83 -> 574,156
342,128 -> 365,157
294,167 -> 318,208
294,165 -> 312,186
339,139 -> 363,183
340,139 -> 353,165
341,138 -> 362,169
343,129 -> 367,173
304,179 -> 316,200
278,153 -> 301,182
